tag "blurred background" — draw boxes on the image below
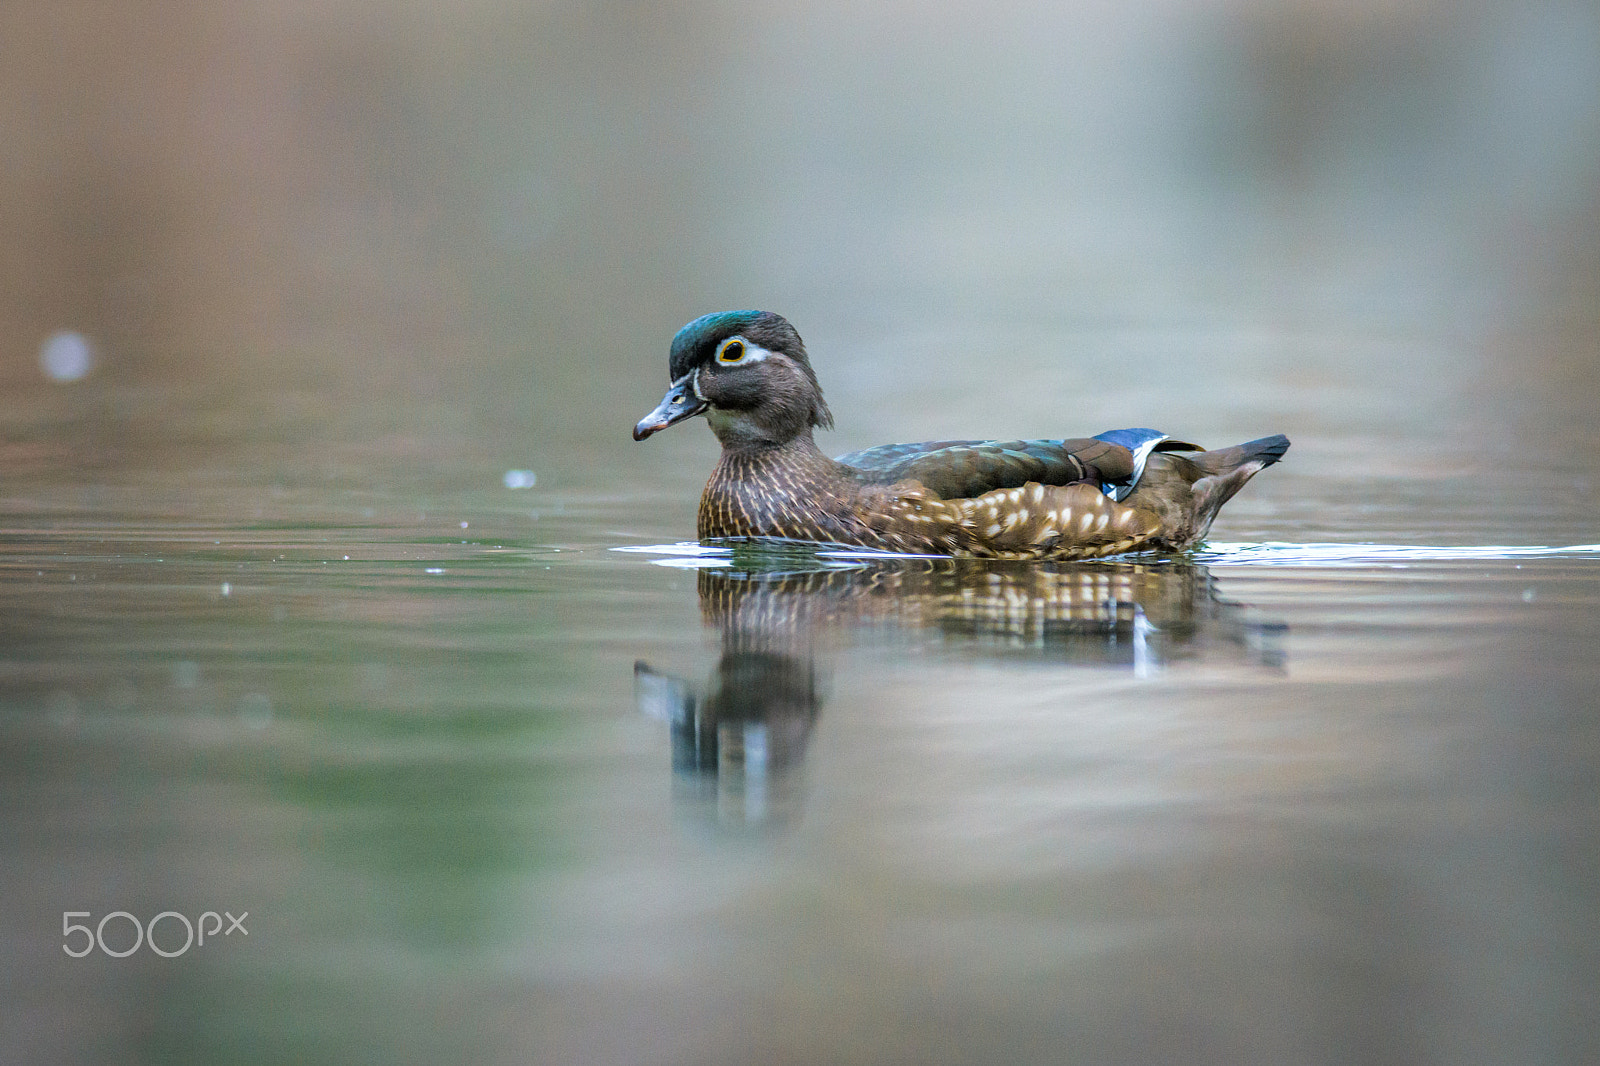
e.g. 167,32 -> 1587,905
3,0 -> 1597,520
4,2 -> 1600,1064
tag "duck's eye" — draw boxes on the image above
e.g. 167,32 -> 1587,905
716,338 -> 746,364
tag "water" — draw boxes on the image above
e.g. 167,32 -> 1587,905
6,490 -> 1599,1063
5,3 -> 1600,1063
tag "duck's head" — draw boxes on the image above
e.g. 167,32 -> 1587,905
633,310 -> 833,448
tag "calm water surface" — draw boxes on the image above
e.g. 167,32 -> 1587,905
4,446 -> 1598,1064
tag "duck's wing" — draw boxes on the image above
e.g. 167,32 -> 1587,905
1086,429 -> 1203,500
837,429 -> 1204,502
835,437 -> 1130,501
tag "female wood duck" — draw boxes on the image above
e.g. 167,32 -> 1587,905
634,310 -> 1289,560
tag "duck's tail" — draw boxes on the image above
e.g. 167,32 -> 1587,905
1193,434 -> 1291,477
1185,434 -> 1290,543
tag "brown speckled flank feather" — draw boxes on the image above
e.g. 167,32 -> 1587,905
637,311 -> 1289,560
697,441 -> 1164,559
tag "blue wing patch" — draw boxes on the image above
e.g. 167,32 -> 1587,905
1092,428 -> 1169,501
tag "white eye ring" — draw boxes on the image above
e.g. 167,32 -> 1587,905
713,336 -> 774,366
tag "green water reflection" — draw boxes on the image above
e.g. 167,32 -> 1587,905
4,502 -> 1600,1064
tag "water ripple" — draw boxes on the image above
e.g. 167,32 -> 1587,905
1200,542 -> 1600,567
617,540 -> 1600,569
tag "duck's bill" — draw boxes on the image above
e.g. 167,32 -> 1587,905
633,378 -> 708,440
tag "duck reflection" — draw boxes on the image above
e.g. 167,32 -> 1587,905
634,649 -> 820,829
635,553 -> 1284,829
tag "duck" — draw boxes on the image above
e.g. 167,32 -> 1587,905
633,310 -> 1289,560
